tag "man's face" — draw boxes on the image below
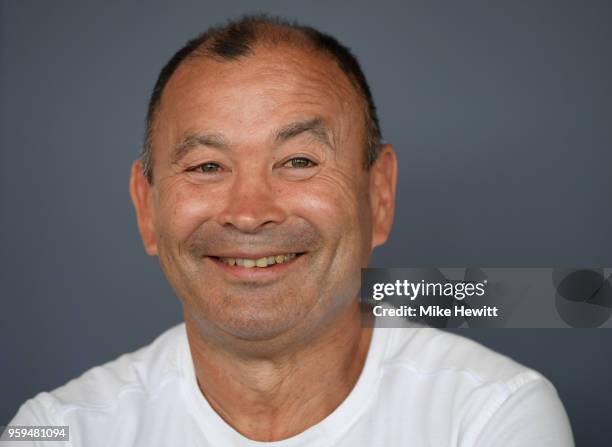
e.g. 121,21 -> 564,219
131,45 -> 396,342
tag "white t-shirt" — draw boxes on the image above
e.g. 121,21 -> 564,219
8,323 -> 574,446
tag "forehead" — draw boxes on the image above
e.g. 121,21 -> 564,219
153,44 -> 365,150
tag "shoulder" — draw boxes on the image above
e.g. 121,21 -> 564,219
377,328 -> 574,445
10,323 -> 187,425
382,327 -> 542,389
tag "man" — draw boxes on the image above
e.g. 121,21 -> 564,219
8,15 -> 573,446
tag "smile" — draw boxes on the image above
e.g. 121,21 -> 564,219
207,252 -> 304,282
218,253 -> 298,268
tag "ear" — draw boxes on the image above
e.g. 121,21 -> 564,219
129,159 -> 159,256
369,144 -> 398,249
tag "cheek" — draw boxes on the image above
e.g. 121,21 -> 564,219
287,174 -> 372,306
286,170 -> 371,252
156,182 -> 220,247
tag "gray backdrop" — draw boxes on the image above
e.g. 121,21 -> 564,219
1,0 -> 611,445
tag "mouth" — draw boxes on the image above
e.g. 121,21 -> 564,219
206,252 -> 305,281
214,253 -> 300,268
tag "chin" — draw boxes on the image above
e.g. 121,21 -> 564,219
215,308 -> 303,342
198,291 -> 314,343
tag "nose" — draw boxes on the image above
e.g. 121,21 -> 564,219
217,169 -> 286,233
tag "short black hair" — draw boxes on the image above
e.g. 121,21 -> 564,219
142,14 -> 382,183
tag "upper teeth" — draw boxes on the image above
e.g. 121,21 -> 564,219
220,253 -> 297,268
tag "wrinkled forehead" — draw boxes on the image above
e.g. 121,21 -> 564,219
151,44 -> 367,154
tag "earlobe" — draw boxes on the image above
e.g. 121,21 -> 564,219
369,145 -> 398,249
129,160 -> 159,256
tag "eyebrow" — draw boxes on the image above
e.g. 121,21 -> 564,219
274,118 -> 334,150
171,133 -> 229,165
171,117 -> 334,164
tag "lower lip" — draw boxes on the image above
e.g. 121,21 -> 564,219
206,255 -> 304,282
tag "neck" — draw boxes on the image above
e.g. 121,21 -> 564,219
184,301 -> 373,442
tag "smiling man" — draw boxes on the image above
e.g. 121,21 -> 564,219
8,15 -> 574,446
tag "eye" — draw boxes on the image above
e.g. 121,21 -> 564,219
191,162 -> 222,174
284,157 -> 317,169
